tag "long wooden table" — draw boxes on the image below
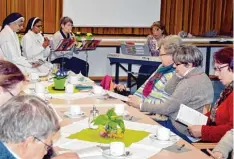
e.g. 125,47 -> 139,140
50,97 -> 210,159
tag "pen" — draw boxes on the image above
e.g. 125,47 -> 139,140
206,149 -> 222,159
177,144 -> 185,151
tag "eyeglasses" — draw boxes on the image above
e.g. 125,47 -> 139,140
35,25 -> 43,28
34,136 -> 53,152
4,88 -> 14,97
159,53 -> 172,57
213,65 -> 228,72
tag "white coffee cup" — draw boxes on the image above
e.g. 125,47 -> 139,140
69,75 -> 78,84
93,85 -> 104,95
157,127 -> 170,141
114,104 -> 125,116
65,83 -> 74,94
110,142 -> 125,156
35,83 -> 45,94
69,105 -> 81,115
30,72 -> 39,81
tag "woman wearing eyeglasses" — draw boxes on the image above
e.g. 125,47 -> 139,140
21,17 -> 52,76
136,21 -> 168,88
0,61 -> 79,159
188,47 -> 233,143
126,35 -> 181,121
128,45 -> 214,143
0,95 -> 79,159
0,13 -> 41,75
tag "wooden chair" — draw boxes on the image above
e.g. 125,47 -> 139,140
193,104 -> 217,149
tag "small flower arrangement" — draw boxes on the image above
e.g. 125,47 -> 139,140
92,108 -> 125,138
73,32 -> 93,41
53,69 -> 68,90
86,33 -> 93,40
74,32 -> 82,41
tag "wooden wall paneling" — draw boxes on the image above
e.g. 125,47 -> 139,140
55,0 -> 63,31
0,0 -> 7,26
210,0 -> 215,31
169,0 -> 176,34
174,0 -> 183,34
25,0 -> 43,31
220,0 -> 233,34
204,0 -> 212,34
160,0 -> 166,26
165,0 -> 171,34
6,0 -> 26,16
43,0 -> 56,33
213,0 -> 223,34
191,0 -> 201,35
199,0 -> 206,34
188,0 -> 194,34
182,0 -> 189,32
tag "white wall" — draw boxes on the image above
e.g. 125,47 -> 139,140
63,0 -> 161,27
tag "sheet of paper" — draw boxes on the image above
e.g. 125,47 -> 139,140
176,104 -> 208,126
107,91 -> 129,102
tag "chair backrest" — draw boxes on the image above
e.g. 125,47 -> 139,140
203,104 -> 211,114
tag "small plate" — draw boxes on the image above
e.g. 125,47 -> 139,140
102,149 -> 131,159
64,111 -> 85,118
149,134 -> 178,144
52,86 -> 65,91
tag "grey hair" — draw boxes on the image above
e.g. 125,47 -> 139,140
173,45 -> 203,67
60,16 -> 73,25
159,35 -> 182,55
0,95 -> 60,143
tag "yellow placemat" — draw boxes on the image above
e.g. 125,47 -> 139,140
68,128 -> 149,147
47,84 -> 80,94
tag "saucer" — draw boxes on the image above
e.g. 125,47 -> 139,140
52,86 -> 65,91
149,134 -> 178,144
102,149 -> 131,159
64,111 -> 85,118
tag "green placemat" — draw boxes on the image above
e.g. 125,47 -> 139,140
68,128 -> 149,147
47,84 -> 80,94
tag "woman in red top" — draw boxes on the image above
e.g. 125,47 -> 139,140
188,47 -> 233,142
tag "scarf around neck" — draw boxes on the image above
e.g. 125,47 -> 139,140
142,64 -> 175,97
210,81 -> 233,123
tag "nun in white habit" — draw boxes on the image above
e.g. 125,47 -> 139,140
21,17 -> 50,60
21,17 -> 52,73
0,13 -> 50,75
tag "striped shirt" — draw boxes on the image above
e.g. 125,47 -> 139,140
134,64 -> 174,104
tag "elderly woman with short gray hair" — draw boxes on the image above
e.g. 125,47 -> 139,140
125,35 -> 181,121
128,45 -> 214,143
0,95 -> 79,159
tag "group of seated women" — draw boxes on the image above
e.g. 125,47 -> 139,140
0,12 -> 89,76
0,12 -> 232,159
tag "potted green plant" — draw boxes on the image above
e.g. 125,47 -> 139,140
53,69 -> 67,90
92,108 -> 125,138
